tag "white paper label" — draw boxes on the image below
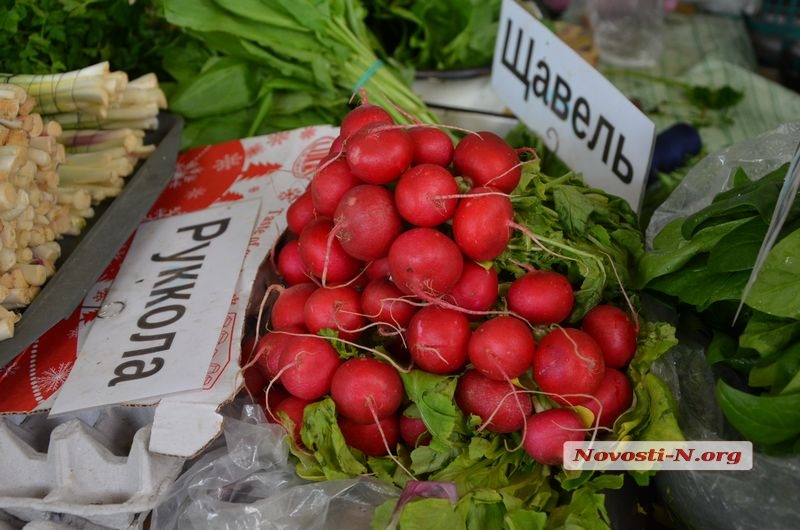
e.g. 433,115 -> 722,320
491,0 -> 655,211
49,199 -> 261,415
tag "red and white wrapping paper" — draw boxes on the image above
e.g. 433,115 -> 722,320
0,125 -> 337,455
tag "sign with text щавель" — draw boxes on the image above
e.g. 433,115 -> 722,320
491,0 -> 655,212
49,199 -> 261,416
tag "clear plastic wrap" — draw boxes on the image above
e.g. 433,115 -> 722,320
150,402 -> 398,530
646,120 -> 800,530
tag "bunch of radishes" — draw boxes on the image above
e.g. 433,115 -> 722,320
246,99 -> 639,469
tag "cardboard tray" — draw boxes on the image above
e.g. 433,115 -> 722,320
0,112 -> 184,367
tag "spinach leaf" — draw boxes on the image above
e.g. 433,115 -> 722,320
680,164 -> 789,238
716,380 -> 800,448
706,217 -> 766,273
645,256 -> 750,311
636,217 -> 752,288
168,58 -> 260,118
749,341 -> 800,393
746,228 -> 800,319
740,310 -> 800,358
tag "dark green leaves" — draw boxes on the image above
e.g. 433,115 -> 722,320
501,168 -> 644,322
158,0 -> 438,149
639,163 -> 800,453
363,0 -> 502,71
746,228 -> 800,319
0,0 -> 175,78
684,84 -> 744,111
716,381 -> 800,447
168,58 -> 259,119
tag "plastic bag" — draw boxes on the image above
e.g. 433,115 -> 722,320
150,402 -> 398,530
646,120 -> 800,530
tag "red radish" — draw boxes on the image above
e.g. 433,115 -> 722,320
242,364 -> 267,403
394,164 -> 459,227
276,239 -> 310,285
303,285 -> 366,342
270,283 -> 316,330
452,187 -> 514,261
522,408 -> 586,465
399,412 -> 431,447
361,278 -> 416,330
338,414 -> 400,457
406,306 -> 471,374
365,256 -> 391,281
273,395 -> 312,447
346,123 -> 413,185
340,103 -> 394,140
286,190 -> 316,236
240,335 -> 257,366
278,334 -> 342,401
453,131 -> 521,193
328,134 -> 346,157
533,328 -> 605,406
467,315 -> 535,381
581,368 -> 633,429
507,270 -> 574,325
310,158 -> 362,218
298,217 -> 363,284
387,227 -> 464,297
330,357 -> 405,424
581,304 -> 638,368
455,369 -> 533,433
263,384 -> 291,422
448,259 -> 499,316
333,184 -> 403,261
407,125 -> 454,167
253,327 -> 303,379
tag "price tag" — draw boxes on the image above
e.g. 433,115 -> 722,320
491,0 -> 655,211
49,199 -> 261,415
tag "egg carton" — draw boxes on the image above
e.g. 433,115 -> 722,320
0,407 -> 185,529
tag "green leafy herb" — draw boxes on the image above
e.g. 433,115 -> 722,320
362,0 -> 502,71
500,164 -> 645,322
0,0 -> 175,78
156,0 -> 439,149
716,381 -> 800,446
746,228 -> 800,319
639,163 -> 800,453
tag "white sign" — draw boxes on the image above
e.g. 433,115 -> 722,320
50,199 -> 261,415
491,0 -> 655,211
564,440 -> 753,471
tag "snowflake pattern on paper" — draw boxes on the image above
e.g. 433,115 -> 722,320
37,361 -> 74,393
185,187 -> 206,200
245,143 -> 264,158
267,132 -> 291,146
93,287 -> 110,304
170,157 -> 203,189
147,206 -> 183,220
214,152 -> 244,172
278,188 -> 304,203
300,127 -> 318,140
